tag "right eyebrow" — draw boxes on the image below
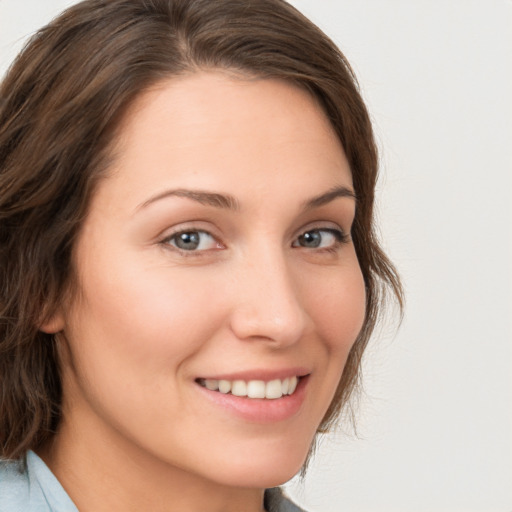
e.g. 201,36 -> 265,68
301,185 -> 357,211
136,188 -> 240,212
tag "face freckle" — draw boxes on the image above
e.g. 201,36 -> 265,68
55,71 -> 366,490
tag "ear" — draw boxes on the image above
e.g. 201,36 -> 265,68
39,309 -> 65,334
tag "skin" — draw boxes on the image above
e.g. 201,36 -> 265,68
41,72 -> 366,512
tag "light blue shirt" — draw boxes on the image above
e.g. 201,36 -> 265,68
0,451 -> 77,511
0,451 -> 304,512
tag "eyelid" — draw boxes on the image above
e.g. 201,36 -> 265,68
295,221 -> 349,239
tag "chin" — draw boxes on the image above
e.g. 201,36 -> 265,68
196,438 -> 312,489
216,463 -> 304,489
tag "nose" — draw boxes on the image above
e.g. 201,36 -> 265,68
228,248 -> 308,347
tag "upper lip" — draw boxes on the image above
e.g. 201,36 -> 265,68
196,367 -> 310,382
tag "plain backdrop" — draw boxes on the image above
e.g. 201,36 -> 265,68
1,1 -> 511,511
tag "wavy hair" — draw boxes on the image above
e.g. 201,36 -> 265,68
0,0 -> 403,460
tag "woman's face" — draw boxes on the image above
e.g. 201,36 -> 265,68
50,72 -> 366,488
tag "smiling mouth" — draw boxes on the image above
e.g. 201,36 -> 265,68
196,376 -> 301,399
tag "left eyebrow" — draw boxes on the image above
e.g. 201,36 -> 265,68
137,188 -> 240,211
302,185 -> 356,210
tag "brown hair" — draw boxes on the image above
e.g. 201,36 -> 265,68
0,0 -> 402,461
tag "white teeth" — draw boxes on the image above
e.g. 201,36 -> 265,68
205,379 -> 219,391
218,380 -> 231,394
199,376 -> 301,399
265,379 -> 283,399
288,376 -> 298,395
281,377 -> 290,395
231,380 -> 247,397
247,380 -> 266,399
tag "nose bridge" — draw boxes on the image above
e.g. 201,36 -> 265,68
229,243 -> 307,345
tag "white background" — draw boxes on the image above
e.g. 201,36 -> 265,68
1,1 -> 510,511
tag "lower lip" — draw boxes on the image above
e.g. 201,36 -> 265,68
195,376 -> 309,423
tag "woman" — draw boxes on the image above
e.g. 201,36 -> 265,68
0,0 -> 402,510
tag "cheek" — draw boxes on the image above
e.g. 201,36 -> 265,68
59,260 -> 230,454
62,255 -> 228,409
300,259 -> 366,358
77,269 -> 220,360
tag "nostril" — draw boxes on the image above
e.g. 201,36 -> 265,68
229,308 -> 306,345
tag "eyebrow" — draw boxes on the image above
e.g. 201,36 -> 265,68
302,185 -> 357,210
138,188 -> 240,211
137,184 -> 356,212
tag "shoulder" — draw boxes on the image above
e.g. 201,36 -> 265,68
0,457 -> 32,511
0,452 -> 77,512
264,487 -> 308,512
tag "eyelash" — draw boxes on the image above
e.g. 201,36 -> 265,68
292,228 -> 350,252
160,226 -> 349,256
161,229 -> 222,253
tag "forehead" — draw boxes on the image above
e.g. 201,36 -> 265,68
97,71 -> 352,211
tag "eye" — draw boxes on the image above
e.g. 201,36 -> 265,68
163,230 -> 220,252
292,228 -> 347,249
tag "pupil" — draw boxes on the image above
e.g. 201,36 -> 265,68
176,232 -> 200,250
300,231 -> 321,248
